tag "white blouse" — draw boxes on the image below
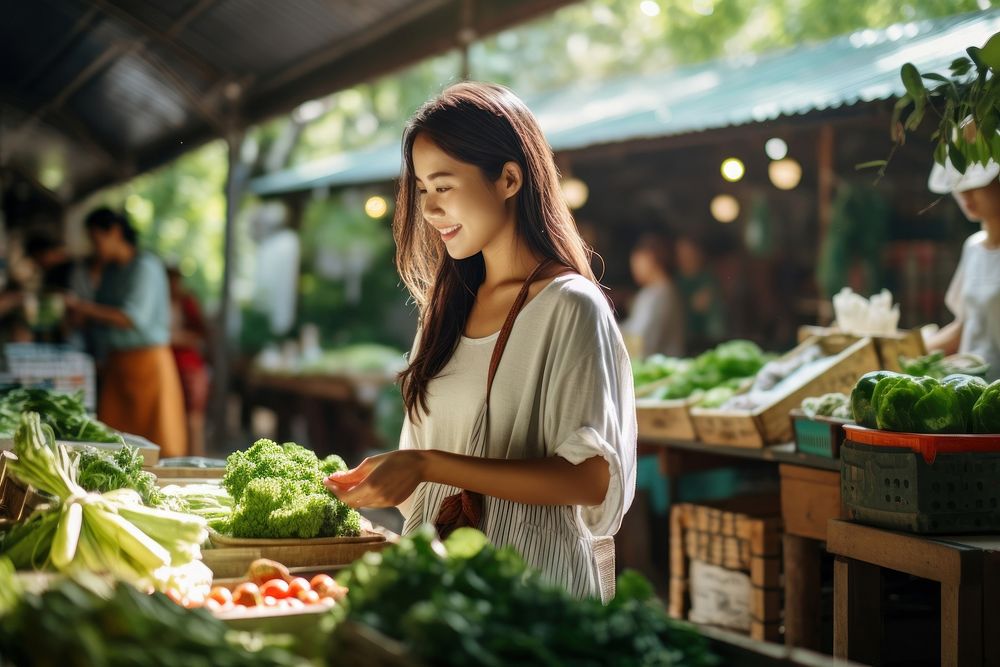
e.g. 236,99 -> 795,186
399,274 -> 637,600
946,230 -> 1000,382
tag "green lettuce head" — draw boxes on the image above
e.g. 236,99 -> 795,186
941,374 -> 988,432
872,375 -> 963,434
972,380 -> 1000,434
851,371 -> 903,429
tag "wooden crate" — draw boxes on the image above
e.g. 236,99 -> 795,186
0,451 -> 46,522
690,336 -> 879,448
669,496 -> 783,642
797,326 -> 925,373
636,397 -> 698,440
202,528 -> 389,579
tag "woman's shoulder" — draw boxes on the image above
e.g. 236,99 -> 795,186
964,230 -> 989,250
543,274 -> 611,310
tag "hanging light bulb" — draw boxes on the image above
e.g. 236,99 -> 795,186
710,195 -> 740,223
721,158 -> 745,182
768,159 -> 802,190
765,138 -> 788,161
365,195 -> 389,218
561,178 -> 589,209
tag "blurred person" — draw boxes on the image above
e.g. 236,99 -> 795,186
675,235 -> 725,352
620,234 -> 685,357
65,208 -> 187,457
24,234 -> 102,350
923,160 -> 1000,381
168,267 -> 211,457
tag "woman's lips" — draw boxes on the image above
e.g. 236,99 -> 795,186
439,224 -> 461,241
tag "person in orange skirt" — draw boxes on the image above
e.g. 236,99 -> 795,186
65,208 -> 187,458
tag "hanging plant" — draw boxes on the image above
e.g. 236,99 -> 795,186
860,30 -> 1000,178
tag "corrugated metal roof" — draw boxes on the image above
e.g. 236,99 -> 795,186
250,9 -> 1000,197
0,0 -> 577,202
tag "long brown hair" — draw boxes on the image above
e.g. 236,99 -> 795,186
395,82 -> 595,420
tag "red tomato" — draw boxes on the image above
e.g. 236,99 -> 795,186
232,582 -> 261,607
309,574 -> 334,593
208,586 -> 233,606
260,578 -> 290,599
299,589 -> 320,605
287,597 -> 305,609
262,595 -> 278,607
165,588 -> 183,605
204,598 -> 221,612
287,577 -> 311,598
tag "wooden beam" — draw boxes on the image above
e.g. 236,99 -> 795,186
89,0 -> 225,82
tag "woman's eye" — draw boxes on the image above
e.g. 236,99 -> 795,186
436,187 -> 451,193
416,189 -> 427,196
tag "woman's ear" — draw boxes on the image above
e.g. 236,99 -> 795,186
498,161 -> 523,201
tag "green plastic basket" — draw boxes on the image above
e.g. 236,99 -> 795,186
791,410 -> 848,459
840,440 -> 1000,534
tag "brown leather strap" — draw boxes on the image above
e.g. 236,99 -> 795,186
485,258 -> 556,404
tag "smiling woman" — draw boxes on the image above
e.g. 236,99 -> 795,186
324,82 -> 637,602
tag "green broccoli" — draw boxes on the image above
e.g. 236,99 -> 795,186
221,439 -> 361,538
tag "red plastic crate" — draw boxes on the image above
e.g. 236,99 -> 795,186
842,425 -> 1000,464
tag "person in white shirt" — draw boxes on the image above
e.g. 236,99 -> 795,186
323,82 -> 637,601
924,160 -> 1000,381
621,234 -> 685,357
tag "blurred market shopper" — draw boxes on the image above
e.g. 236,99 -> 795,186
168,266 -> 210,457
923,160 -> 1000,381
325,82 -> 636,601
24,233 -> 102,351
675,235 -> 725,354
64,208 -> 187,456
621,233 -> 685,358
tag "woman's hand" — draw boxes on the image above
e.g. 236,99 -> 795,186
324,450 -> 427,509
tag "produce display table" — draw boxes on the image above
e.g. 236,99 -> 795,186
239,368 -> 396,464
641,436 -> 843,652
827,519 -> 1000,667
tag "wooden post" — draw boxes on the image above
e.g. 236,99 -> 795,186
207,126 -> 247,446
833,555 -> 883,666
816,123 -> 835,324
783,534 -> 821,650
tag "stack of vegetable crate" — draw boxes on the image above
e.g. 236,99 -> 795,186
797,326 -> 926,373
669,495 -> 783,642
690,336 -> 880,448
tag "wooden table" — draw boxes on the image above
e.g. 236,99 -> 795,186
827,519 -> 1000,667
240,369 -> 395,463
642,437 -> 844,651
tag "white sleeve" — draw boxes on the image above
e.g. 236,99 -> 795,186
945,249 -> 967,321
546,313 -> 637,537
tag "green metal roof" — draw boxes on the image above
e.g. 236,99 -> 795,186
250,9 -> 1000,197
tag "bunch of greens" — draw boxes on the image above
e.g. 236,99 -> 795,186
898,351 -> 989,380
972,380 -> 1000,434
0,566 -> 306,667
851,372 -> 998,434
0,413 -> 209,594
75,445 -> 166,509
221,439 -> 360,539
159,483 -> 234,532
801,393 -> 853,420
632,355 -> 691,390
333,527 -> 718,667
637,340 -> 768,401
0,388 -> 119,442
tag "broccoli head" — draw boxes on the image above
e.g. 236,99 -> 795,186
229,477 -> 325,539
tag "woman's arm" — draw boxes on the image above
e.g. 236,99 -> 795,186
65,295 -> 133,329
924,319 -> 963,355
324,448 -> 610,509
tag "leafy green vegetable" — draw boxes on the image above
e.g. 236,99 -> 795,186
159,484 -> 234,532
333,527 -> 718,667
637,340 -> 767,401
972,380 -> 1000,434
851,370 -> 903,428
0,388 -> 119,442
899,352 -> 989,380
802,392 -> 852,419
872,375 -> 964,434
76,445 -> 167,509
0,574 -> 306,666
941,374 -> 988,431
221,439 -> 359,539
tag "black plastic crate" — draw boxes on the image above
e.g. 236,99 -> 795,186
840,440 -> 1000,534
